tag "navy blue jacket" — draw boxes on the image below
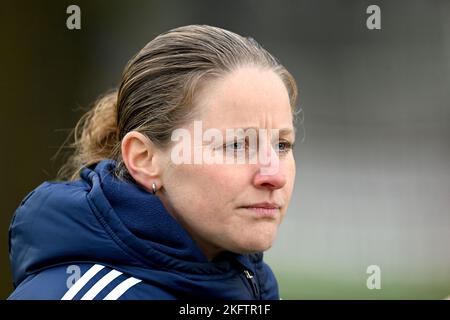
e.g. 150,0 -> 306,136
8,160 -> 279,300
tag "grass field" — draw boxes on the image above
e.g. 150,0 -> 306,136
275,269 -> 450,300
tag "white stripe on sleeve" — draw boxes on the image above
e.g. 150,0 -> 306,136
103,277 -> 142,300
80,269 -> 123,300
61,264 -> 105,300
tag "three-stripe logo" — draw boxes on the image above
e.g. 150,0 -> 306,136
61,264 -> 141,300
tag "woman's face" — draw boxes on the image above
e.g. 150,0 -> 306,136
158,66 -> 296,260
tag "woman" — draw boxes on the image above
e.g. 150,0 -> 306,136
8,25 -> 298,300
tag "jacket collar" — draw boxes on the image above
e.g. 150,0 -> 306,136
81,159 -> 259,275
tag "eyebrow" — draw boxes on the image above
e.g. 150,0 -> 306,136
201,127 -> 296,146
238,127 -> 295,135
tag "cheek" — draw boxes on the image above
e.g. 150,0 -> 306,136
282,154 -> 296,187
192,165 -> 233,194
166,164 -> 245,211
280,157 -> 296,215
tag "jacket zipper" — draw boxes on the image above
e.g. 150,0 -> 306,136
243,269 -> 260,299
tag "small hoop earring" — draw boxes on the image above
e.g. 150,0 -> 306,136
152,182 -> 157,195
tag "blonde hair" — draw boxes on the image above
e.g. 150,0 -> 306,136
58,24 -> 298,181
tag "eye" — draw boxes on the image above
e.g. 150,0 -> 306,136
224,140 -> 245,151
276,140 -> 294,154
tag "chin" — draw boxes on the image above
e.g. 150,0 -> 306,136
232,231 -> 277,254
234,242 -> 273,254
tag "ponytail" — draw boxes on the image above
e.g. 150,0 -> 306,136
57,90 -> 119,180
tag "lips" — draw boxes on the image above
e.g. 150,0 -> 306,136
240,202 -> 281,218
241,202 -> 281,209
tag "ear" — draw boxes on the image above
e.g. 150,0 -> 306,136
121,131 -> 163,193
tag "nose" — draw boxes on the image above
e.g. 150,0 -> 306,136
253,144 -> 287,190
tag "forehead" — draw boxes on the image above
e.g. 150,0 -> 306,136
194,67 -> 293,129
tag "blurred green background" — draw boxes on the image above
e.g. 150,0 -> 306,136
1,0 -> 449,299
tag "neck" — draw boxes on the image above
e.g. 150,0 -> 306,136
156,191 -> 223,262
